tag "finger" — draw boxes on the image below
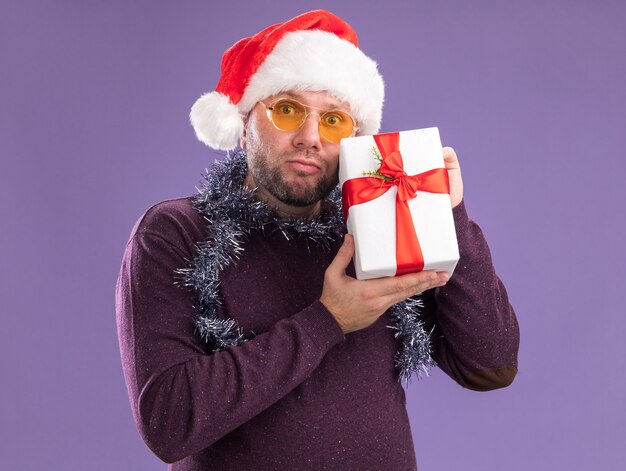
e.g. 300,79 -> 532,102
380,272 -> 449,306
365,270 -> 440,298
442,146 -> 461,170
402,271 -> 448,294
326,234 -> 354,277
442,146 -> 463,208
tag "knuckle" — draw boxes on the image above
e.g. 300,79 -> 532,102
422,272 -> 437,283
402,287 -> 419,300
396,279 -> 413,292
361,289 -> 376,302
371,298 -> 388,313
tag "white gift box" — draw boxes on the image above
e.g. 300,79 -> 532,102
339,127 -> 459,280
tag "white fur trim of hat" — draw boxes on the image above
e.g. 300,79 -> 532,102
190,10 -> 384,150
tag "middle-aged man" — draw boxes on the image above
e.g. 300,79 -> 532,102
116,9 -> 520,470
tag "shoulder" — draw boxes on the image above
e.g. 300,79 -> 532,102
127,196 -> 206,255
134,196 -> 203,234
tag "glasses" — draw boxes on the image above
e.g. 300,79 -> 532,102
259,98 -> 359,144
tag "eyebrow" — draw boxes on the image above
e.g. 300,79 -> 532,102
276,91 -> 349,111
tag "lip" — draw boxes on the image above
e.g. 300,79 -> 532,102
286,159 -> 322,174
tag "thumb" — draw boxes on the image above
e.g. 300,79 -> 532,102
442,146 -> 464,208
442,146 -> 460,170
327,234 -> 355,276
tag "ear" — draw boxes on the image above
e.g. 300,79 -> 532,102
241,108 -> 257,151
240,118 -> 248,151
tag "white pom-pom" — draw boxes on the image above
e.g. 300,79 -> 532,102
190,92 -> 244,150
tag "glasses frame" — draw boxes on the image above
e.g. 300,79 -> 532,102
258,98 -> 359,143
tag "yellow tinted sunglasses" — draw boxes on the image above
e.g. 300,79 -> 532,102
259,98 -> 358,144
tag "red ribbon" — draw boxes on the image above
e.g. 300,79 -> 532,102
342,132 -> 450,275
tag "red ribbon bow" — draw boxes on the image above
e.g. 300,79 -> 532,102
342,132 -> 450,275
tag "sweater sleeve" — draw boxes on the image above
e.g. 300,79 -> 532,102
420,200 -> 520,391
115,206 -> 345,463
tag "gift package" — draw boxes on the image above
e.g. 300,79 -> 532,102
339,128 -> 459,280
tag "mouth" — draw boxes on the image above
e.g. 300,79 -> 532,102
285,158 -> 322,175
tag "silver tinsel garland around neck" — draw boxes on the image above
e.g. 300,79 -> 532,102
175,150 -> 434,383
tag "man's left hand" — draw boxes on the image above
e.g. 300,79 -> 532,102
443,146 -> 463,208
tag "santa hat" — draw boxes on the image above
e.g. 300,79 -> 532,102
190,10 -> 385,150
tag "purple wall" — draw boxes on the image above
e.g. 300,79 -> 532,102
2,1 -> 624,469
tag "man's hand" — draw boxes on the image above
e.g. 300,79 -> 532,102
443,146 -> 463,208
320,234 -> 449,334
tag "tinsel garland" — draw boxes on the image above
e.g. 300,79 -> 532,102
175,151 -> 434,383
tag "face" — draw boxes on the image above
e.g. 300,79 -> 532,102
241,90 -> 354,208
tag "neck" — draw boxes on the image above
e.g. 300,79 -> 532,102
244,173 -> 321,219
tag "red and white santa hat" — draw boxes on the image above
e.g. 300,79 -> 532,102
190,10 -> 385,150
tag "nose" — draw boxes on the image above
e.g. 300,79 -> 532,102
292,113 -> 322,151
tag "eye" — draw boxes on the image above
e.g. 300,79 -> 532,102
280,104 -> 294,115
274,100 -> 300,116
324,113 -> 343,126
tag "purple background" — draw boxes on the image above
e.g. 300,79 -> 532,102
2,1 -> 624,469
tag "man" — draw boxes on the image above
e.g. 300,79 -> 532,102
116,10 -> 519,470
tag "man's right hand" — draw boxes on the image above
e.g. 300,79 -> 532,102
320,234 -> 449,334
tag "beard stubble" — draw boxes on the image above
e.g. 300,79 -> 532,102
248,148 -> 339,207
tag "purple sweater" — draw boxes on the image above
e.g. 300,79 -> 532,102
116,196 -> 519,470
